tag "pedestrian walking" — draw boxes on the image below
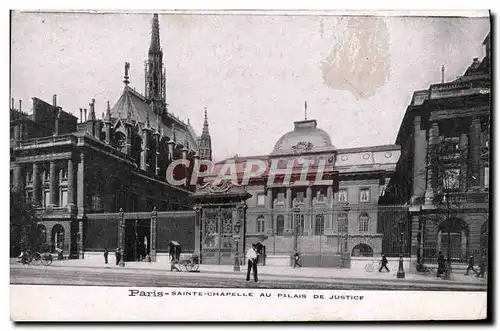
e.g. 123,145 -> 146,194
104,248 -> 109,264
246,244 -> 258,282
437,251 -> 445,278
476,255 -> 486,278
293,252 -> 302,268
465,255 -> 476,275
378,253 -> 390,272
115,247 -> 121,266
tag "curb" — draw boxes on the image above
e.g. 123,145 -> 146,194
11,262 -> 487,288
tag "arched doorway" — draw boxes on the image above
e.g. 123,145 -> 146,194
437,217 -> 469,262
51,224 -> 65,253
351,243 -> 374,257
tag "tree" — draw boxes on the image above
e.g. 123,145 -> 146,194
10,187 -> 41,257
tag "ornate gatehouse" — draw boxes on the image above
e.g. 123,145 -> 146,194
192,181 -> 251,266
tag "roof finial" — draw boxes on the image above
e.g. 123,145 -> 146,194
441,65 -> 445,83
202,107 -> 210,136
124,62 -> 130,86
149,14 -> 161,54
106,100 -> 111,120
304,101 -> 308,120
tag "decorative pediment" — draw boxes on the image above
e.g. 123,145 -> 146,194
291,141 -> 314,154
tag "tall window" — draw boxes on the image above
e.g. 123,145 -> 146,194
276,215 -> 285,236
257,194 -> 266,206
358,212 -> 369,232
484,167 -> 490,188
256,215 -> 265,233
359,188 -> 370,203
296,192 -> 305,203
60,189 -> 68,207
338,189 -> 348,203
43,191 -> 50,207
337,213 -> 348,233
315,214 -> 325,235
294,214 -> 305,235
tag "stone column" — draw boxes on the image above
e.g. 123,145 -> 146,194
286,187 -> 292,231
459,133 -> 469,191
266,188 -> 273,232
141,130 -> 150,171
306,186 -> 312,233
67,159 -> 75,206
410,215 -> 420,265
49,161 -> 57,206
469,117 -> 481,187
153,134 -> 160,176
105,122 -> 111,144
79,219 -> 84,259
461,230 -> 467,259
150,208 -> 157,262
77,153 -> 85,217
437,232 -> 442,252
194,206 -> 201,258
327,186 -> 333,229
32,163 -> 40,206
424,122 -> 439,207
12,164 -> 21,190
412,115 -> 428,200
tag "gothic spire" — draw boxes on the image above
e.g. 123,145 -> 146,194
202,107 -> 210,136
106,100 -> 111,121
149,14 -> 161,54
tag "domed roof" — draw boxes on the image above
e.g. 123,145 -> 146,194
271,119 -> 334,155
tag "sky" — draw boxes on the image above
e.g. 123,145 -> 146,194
10,11 -> 490,161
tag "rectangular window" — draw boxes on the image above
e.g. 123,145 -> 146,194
296,192 -> 305,202
443,169 -> 460,190
277,193 -> 285,203
337,189 -> 348,203
26,172 -> 33,183
484,167 -> 489,188
257,194 -> 266,206
26,191 -> 33,204
359,188 -> 370,203
60,190 -> 68,207
337,213 -> 348,233
43,191 -> 50,207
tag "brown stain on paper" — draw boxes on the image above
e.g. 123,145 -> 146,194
320,17 -> 391,99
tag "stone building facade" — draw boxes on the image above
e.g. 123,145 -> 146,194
10,14 -> 211,259
206,118 -> 401,267
382,32 -> 491,266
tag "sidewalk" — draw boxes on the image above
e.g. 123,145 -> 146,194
12,258 -> 487,287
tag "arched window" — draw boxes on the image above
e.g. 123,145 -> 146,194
276,215 -> 285,236
315,214 -> 325,235
256,215 -> 265,233
351,243 -> 374,257
358,212 -> 369,232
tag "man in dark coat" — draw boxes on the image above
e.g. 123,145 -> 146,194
465,255 -> 476,275
104,248 -> 109,264
476,255 -> 486,278
437,251 -> 445,278
378,253 -> 390,272
115,248 -> 121,266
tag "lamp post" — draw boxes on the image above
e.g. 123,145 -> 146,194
233,202 -> 244,272
119,208 -> 125,267
397,219 -> 406,278
293,202 -> 300,253
338,202 -> 350,268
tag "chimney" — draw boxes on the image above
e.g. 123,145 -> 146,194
19,100 -> 22,112
79,108 -> 83,123
84,108 -> 87,122
53,94 -> 57,107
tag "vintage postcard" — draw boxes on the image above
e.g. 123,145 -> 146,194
9,9 -> 490,321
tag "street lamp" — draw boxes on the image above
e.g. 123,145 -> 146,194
397,219 -> 406,278
338,202 -> 350,268
119,208 -> 125,267
293,202 -> 300,253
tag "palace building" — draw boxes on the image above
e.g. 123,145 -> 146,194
381,32 -> 491,267
10,14 -> 212,260
205,118 -> 401,268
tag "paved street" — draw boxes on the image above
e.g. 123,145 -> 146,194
10,260 -> 487,291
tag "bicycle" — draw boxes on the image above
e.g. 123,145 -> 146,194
18,251 -> 53,266
364,259 -> 381,272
